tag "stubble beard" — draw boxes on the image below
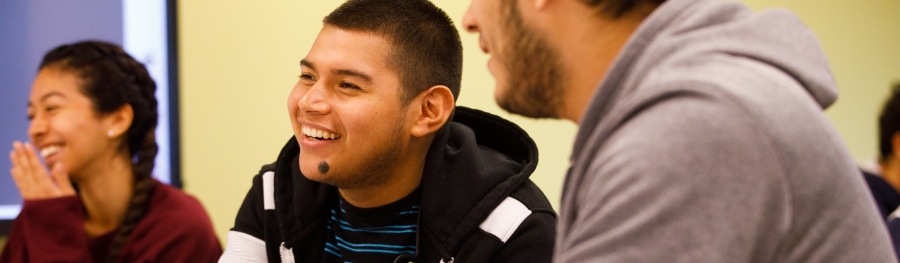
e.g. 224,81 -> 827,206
315,112 -> 407,190
496,0 -> 566,119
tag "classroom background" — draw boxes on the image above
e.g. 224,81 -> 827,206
1,0 -> 899,250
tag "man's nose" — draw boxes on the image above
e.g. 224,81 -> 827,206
297,84 -> 331,115
462,3 -> 480,33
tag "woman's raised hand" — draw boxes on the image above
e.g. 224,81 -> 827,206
9,141 -> 76,200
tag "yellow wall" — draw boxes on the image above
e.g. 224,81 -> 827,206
178,0 -> 900,241
743,0 -> 900,163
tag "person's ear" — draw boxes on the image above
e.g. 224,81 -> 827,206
409,85 -> 454,138
104,104 -> 134,138
891,132 -> 900,162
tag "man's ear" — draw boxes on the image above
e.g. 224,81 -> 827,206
104,104 -> 134,138
891,132 -> 900,162
409,85 -> 455,138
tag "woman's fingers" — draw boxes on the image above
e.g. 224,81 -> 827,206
16,142 -> 45,189
10,142 -> 37,198
10,149 -> 29,196
11,142 -> 38,190
22,142 -> 51,186
9,141 -> 73,199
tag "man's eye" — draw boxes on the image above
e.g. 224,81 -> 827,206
45,106 -> 59,113
299,74 -> 316,81
339,82 -> 360,90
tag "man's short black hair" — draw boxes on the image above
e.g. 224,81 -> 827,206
324,0 -> 463,104
879,82 -> 900,161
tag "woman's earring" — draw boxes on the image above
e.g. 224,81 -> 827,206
107,130 -> 115,137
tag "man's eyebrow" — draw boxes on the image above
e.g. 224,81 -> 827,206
333,69 -> 372,83
300,59 -> 372,82
302,59 -> 373,82
300,59 -> 315,70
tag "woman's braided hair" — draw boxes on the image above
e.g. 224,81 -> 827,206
39,40 -> 158,263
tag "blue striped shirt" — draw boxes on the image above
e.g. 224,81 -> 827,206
324,188 -> 420,263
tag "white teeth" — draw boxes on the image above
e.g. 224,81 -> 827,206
302,126 -> 340,140
40,145 -> 60,158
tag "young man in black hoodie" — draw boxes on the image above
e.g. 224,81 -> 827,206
218,0 -> 556,262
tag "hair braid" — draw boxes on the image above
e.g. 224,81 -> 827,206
104,48 -> 159,263
106,132 -> 157,263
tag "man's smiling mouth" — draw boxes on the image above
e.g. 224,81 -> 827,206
302,126 -> 341,140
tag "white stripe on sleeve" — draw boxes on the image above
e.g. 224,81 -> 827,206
263,171 -> 275,210
478,197 -> 532,243
219,231 -> 268,263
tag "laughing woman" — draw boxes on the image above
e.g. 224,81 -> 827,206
0,41 -> 221,263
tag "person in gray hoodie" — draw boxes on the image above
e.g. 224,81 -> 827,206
462,0 -> 896,261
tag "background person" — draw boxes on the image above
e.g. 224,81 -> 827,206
1,41 -> 222,263
864,82 -> 900,256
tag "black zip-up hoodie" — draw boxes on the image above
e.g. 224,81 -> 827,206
220,107 -> 556,263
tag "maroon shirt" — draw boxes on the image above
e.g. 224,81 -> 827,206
0,180 -> 222,262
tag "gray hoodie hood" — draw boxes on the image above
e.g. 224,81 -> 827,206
638,0 -> 837,106
576,0 -> 837,154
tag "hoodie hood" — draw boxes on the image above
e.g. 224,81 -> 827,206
418,106 -> 539,255
575,0 -> 837,156
635,0 -> 837,106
